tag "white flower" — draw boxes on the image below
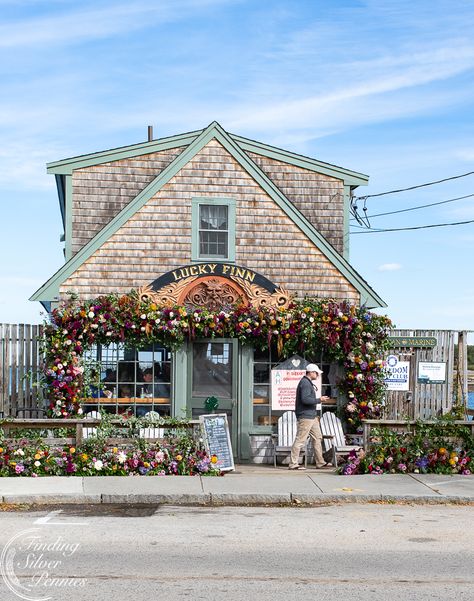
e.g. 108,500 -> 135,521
106,331 -> 112,337
309,317 -> 314,323
91,323 -> 98,329
169,312 -> 174,318
117,451 -> 127,464
140,314 -> 146,320
57,363 -> 63,370
56,400 -> 62,405
131,324 -> 136,329
366,342 -> 374,350
77,408 -> 83,415
140,326 -> 146,332
62,329 -> 68,335
65,339 -> 72,345
375,359 -> 383,366
338,311 -> 343,318
94,460 -> 103,471
34,461 -> 41,467
356,373 -> 364,381
156,319 -> 160,324
348,392 -> 355,398
88,311 -> 95,319
15,449 -> 25,456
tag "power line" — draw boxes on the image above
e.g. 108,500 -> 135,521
350,217 -> 474,234
353,170 -> 474,201
349,192 -> 474,221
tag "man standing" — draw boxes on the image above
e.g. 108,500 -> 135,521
288,363 -> 331,470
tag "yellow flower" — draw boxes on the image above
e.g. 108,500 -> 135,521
113,447 -> 118,453
150,303 -> 157,310
176,455 -> 183,461
34,453 -> 41,460
82,453 -> 88,461
450,456 -> 458,465
144,462 -> 150,468
303,307 -> 310,313
69,447 -> 76,454
438,447 -> 447,455
270,319 -> 277,326
112,464 -> 117,471
0,447 -> 4,453
210,455 -> 218,464
10,461 -> 16,466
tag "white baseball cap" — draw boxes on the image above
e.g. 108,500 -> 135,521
306,363 -> 323,373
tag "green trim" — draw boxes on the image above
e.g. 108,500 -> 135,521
64,175 -> 73,261
47,125 -> 368,187
343,185 -> 351,261
191,197 -> 236,262
47,129 -> 203,175
32,121 -> 384,308
239,344 -> 253,460
172,346 -> 188,418
232,133 -> 369,187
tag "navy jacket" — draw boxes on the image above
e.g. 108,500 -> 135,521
295,376 -> 320,419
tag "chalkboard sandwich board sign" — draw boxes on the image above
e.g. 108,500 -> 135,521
199,413 -> 235,472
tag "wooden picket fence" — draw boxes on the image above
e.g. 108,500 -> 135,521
0,323 -> 45,418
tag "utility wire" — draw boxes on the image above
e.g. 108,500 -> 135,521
349,192 -> 474,221
353,170 -> 474,201
350,217 -> 474,234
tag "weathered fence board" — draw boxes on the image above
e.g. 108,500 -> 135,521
0,323 -> 44,417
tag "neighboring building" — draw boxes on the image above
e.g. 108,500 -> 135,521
31,121 -> 384,462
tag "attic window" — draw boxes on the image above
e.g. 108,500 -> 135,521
192,197 -> 236,262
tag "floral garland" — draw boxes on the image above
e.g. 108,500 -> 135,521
42,291 -> 393,426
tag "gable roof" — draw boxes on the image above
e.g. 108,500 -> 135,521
32,121 -> 384,308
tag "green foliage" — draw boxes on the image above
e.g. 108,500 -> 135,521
339,417 -> 473,475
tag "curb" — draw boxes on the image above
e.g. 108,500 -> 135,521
1,493 -> 473,506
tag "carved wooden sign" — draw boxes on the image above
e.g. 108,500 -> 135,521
138,263 -> 292,310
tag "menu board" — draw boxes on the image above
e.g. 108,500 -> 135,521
199,413 -> 235,472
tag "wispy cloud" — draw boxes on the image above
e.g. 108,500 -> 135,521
0,0 -> 234,48
378,263 -> 402,272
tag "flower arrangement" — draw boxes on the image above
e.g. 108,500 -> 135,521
339,418 -> 473,475
41,292 -> 392,423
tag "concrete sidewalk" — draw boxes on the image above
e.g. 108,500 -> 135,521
1,466 -> 473,506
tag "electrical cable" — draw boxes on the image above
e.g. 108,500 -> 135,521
350,217 -> 474,234
353,170 -> 474,201
349,192 -> 474,221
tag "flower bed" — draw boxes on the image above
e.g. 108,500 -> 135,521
339,418 -> 473,475
0,419 -> 221,477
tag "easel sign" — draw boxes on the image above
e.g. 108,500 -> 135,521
199,413 -> 235,472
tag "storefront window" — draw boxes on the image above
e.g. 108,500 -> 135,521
192,342 -> 233,399
253,346 -> 334,427
82,343 -> 172,417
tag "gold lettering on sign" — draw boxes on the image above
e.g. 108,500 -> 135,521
189,266 -> 198,276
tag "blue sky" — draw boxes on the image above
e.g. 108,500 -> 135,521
0,0 -> 473,341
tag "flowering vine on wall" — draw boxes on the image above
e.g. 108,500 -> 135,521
43,291 -> 393,426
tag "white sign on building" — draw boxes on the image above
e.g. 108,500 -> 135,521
271,369 -> 306,410
418,362 -> 446,384
384,355 -> 410,391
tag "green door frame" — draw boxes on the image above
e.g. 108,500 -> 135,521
186,338 -> 240,456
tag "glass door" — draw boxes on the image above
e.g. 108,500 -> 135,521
188,339 -> 238,454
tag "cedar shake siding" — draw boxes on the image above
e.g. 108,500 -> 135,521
247,152 -> 344,254
71,146 -> 186,256
60,140 -> 359,303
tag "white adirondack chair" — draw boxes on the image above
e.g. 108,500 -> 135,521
83,410 -> 101,439
320,412 -> 361,467
139,410 -> 164,440
272,411 -> 307,468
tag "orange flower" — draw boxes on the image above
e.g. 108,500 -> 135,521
438,447 -> 447,455
210,455 -> 218,464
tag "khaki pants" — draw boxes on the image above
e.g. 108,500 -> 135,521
289,417 -> 326,468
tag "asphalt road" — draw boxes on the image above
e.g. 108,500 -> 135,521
0,503 -> 472,601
